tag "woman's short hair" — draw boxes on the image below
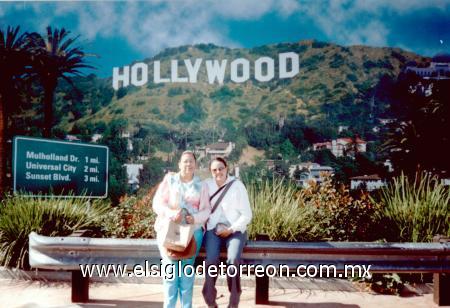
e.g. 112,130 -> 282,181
209,156 -> 227,169
180,150 -> 196,161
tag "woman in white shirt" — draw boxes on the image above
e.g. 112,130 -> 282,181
202,157 -> 252,308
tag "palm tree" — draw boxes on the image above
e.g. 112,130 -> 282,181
30,26 -> 92,137
0,26 -> 31,195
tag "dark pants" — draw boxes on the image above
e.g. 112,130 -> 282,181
202,230 -> 247,308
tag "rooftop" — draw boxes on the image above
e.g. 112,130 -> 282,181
206,142 -> 232,150
350,174 -> 382,181
432,53 -> 450,63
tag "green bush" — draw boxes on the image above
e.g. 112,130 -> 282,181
377,172 -> 450,242
247,176 -> 381,242
113,107 -> 124,114
296,177 -> 381,241
247,178 -> 305,241
209,85 -> 242,103
0,194 -> 110,269
312,41 -> 329,48
168,87 -> 184,97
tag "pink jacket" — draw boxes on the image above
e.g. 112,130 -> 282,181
152,173 -> 211,233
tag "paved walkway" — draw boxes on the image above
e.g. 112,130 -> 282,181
0,276 -> 436,308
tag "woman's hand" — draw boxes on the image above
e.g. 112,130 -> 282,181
171,210 -> 183,223
216,227 -> 233,238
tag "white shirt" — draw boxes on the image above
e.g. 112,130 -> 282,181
204,176 -> 252,233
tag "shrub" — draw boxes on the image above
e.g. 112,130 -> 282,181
150,107 -> 160,115
330,54 -> 345,68
296,176 -> 381,241
247,175 -> 381,242
168,87 -> 184,97
178,96 -> 206,123
247,178 -> 305,241
116,87 -> 127,99
347,73 -> 358,82
312,41 -> 329,48
377,172 -> 450,242
302,54 -> 325,70
102,188 -> 157,239
114,107 -> 124,114
209,85 -> 242,103
0,194 -> 110,269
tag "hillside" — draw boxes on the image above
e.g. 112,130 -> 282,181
61,40 -> 424,135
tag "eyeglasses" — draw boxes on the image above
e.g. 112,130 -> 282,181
211,166 -> 225,173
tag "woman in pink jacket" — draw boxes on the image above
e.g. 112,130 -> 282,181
153,150 -> 210,308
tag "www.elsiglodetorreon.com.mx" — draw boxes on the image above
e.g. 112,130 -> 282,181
79,261 -> 372,281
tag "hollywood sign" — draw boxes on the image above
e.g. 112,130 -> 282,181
112,52 -> 299,90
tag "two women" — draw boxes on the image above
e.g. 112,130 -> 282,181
153,153 -> 252,308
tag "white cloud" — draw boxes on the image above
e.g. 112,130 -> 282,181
114,1 -> 235,54
210,0 -> 276,20
276,0 -> 301,17
3,0 -> 449,56
295,0 -> 449,47
14,0 -> 302,56
351,0 -> 449,14
346,21 -> 389,46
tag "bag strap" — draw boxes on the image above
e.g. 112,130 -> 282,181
210,179 -> 236,215
209,182 -> 227,201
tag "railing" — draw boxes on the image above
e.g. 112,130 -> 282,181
28,232 -> 450,305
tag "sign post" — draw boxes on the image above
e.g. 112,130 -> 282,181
13,136 -> 109,198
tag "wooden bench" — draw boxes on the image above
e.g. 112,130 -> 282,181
28,232 -> 450,305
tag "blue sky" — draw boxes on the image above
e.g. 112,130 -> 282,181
1,0 -> 449,77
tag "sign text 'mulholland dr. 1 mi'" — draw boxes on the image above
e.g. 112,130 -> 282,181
13,136 -> 109,198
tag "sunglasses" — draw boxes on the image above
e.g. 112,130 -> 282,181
211,166 -> 226,173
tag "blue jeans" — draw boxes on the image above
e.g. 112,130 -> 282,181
202,230 -> 247,308
158,228 -> 203,308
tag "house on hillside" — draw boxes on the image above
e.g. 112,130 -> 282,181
290,162 -> 334,188
121,131 -> 131,138
126,139 -> 133,151
262,159 -> 277,171
65,135 -> 80,142
350,174 -> 386,191
312,137 -> 367,157
204,142 -> 235,158
405,54 -> 450,80
91,133 -> 102,143
123,163 -> 143,191
379,118 -> 395,126
338,125 -> 349,133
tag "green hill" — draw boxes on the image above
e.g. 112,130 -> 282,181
63,40 -> 424,134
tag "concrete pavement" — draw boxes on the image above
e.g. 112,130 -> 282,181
0,274 -> 436,308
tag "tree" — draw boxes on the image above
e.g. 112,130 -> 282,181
383,74 -> 450,176
138,157 -> 166,189
279,139 -> 297,160
178,96 -> 206,123
0,26 -> 31,194
280,116 -> 309,151
100,119 -> 129,204
30,26 -> 92,137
